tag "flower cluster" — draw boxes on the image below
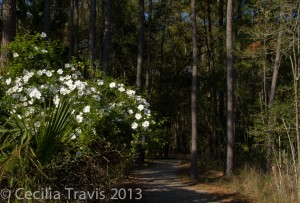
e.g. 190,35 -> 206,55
1,61 -> 155,142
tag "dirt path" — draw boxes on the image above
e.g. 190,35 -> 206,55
129,159 -> 246,203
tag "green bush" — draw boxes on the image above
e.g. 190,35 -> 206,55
0,33 -> 163,201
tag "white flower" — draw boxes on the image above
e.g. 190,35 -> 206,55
128,109 -> 133,115
109,82 -> 116,88
41,32 -> 47,38
37,70 -> 43,75
97,79 -> 104,85
118,87 -> 125,92
41,49 -> 48,53
65,63 -> 71,68
13,53 -> 19,58
29,88 -> 41,99
131,122 -> 138,130
60,86 -> 70,95
142,121 -> 150,128
34,121 -> 41,128
126,89 -> 135,96
138,104 -> 144,111
76,71 -> 82,76
78,90 -> 84,96
17,115 -> 22,119
93,95 -> 101,101
83,105 -> 90,113
5,78 -> 11,85
72,74 -> 78,79
76,114 -> 83,123
53,95 -> 60,107
135,113 -> 142,120
46,71 -> 52,77
75,80 -> 85,90
57,69 -> 63,75
12,94 -> 19,99
145,109 -> 151,116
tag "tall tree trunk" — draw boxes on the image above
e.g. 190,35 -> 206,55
146,0 -> 153,95
74,0 -> 79,57
44,0 -> 50,39
89,0 -> 96,69
136,0 -> 144,94
0,0 -> 16,69
69,0 -> 74,60
136,0 -> 145,165
266,25 -> 282,172
225,0 -> 234,176
218,0 -> 225,151
103,0 -> 112,75
191,0 -> 198,180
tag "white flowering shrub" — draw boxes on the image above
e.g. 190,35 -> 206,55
0,33 -> 162,193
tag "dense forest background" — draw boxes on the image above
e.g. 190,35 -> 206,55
2,0 -> 300,201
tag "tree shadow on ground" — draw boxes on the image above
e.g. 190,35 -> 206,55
119,159 -> 251,203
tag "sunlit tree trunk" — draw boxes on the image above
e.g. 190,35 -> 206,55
191,0 -> 198,180
0,0 -> 16,69
225,0 -> 234,176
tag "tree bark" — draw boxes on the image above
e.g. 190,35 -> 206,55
74,0 -> 79,57
225,0 -> 234,176
103,0 -> 112,75
191,0 -> 198,180
69,0 -> 74,60
0,0 -> 16,68
269,31 -> 282,105
136,0 -> 144,94
44,0 -> 50,39
266,27 -> 282,172
146,0 -> 153,95
89,0 -> 96,69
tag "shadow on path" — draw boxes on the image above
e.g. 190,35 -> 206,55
124,159 -> 249,203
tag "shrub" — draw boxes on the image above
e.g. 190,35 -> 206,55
0,33 -> 162,200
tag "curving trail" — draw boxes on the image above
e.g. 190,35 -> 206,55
129,159 -> 243,203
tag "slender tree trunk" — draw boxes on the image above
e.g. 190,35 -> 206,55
136,0 -> 145,165
218,0 -> 225,146
89,0 -> 96,69
191,0 -> 198,180
74,0 -> 79,57
44,0 -> 50,39
136,0 -> 144,94
146,0 -> 153,95
266,29 -> 282,172
269,31 -> 282,105
69,0 -> 74,60
225,0 -> 234,176
103,0 -> 112,75
0,0 -> 16,69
